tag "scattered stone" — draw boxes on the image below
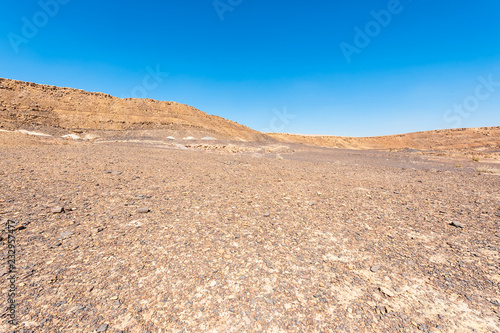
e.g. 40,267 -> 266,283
137,207 -> 150,214
51,206 -> 65,214
370,265 -> 381,272
104,170 -> 112,174
11,222 -> 28,231
59,231 -> 73,239
129,220 -> 144,228
379,286 -> 395,297
263,212 -> 271,217
92,227 -> 105,234
265,298 -> 276,305
96,323 -> 108,332
450,221 -> 465,228
112,170 -> 122,175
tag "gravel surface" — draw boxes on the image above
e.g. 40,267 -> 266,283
0,139 -> 499,332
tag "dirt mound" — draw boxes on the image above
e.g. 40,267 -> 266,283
0,78 -> 269,141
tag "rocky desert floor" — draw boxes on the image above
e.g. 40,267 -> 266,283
0,132 -> 499,332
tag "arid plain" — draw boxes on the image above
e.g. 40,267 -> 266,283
1,78 -> 499,332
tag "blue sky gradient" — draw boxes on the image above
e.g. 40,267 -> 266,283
1,0 -> 499,136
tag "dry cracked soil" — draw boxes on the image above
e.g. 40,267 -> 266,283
0,132 -> 499,332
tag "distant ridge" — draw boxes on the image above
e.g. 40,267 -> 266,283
0,77 -> 498,152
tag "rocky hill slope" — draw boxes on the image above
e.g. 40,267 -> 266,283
0,78 -> 269,141
1,77 -> 498,155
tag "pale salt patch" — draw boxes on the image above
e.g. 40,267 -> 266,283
166,136 -> 175,140
183,136 -> 195,140
0,129 -> 12,132
62,134 -> 81,140
83,134 -> 97,140
16,130 -> 52,137
202,137 -> 215,140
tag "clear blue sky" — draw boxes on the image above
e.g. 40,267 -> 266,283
1,0 -> 499,136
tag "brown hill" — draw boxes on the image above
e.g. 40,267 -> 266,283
268,127 -> 500,154
0,78 -> 269,141
0,77 -> 498,155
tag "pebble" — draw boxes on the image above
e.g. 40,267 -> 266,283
96,323 -> 108,332
51,206 -> 65,214
264,212 -> 271,217
370,265 -> 381,272
379,286 -> 395,297
450,221 -> 465,228
59,231 -> 73,239
92,227 -> 105,234
137,207 -> 150,213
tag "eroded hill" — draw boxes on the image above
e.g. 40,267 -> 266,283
0,78 -> 269,141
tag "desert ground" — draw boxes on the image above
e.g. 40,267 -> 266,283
0,131 -> 499,333
0,78 -> 499,332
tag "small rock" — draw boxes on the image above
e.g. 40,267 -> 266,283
379,286 -> 395,297
59,231 -> 73,239
51,206 -> 65,214
263,212 -> 271,217
112,170 -> 122,175
450,221 -> 465,228
104,170 -> 112,174
96,323 -> 108,332
91,227 -> 105,234
137,207 -> 150,214
370,265 -> 381,272
11,222 -> 28,231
